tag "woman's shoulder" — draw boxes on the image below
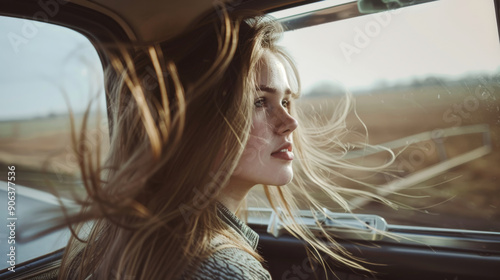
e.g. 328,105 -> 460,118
180,203 -> 272,280
187,246 -> 272,280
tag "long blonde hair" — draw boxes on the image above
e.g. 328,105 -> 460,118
56,4 -> 395,280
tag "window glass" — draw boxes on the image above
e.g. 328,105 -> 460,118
0,16 -> 106,268
249,0 -> 500,232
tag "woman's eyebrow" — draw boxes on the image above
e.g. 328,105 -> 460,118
256,85 -> 292,95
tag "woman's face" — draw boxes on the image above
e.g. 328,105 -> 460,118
230,50 -> 299,187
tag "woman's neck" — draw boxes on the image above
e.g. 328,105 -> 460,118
218,179 -> 254,212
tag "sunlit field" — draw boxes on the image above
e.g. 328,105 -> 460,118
251,78 -> 500,232
347,83 -> 498,232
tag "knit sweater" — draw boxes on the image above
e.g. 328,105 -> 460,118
183,203 -> 272,280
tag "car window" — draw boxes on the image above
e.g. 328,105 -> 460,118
0,16 -> 106,269
247,0 -> 500,232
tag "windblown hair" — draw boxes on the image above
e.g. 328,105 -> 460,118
56,4 -> 396,280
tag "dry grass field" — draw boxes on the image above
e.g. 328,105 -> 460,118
289,83 -> 500,231
0,113 -> 108,197
1,81 -> 499,231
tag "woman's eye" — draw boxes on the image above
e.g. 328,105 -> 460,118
254,97 -> 290,109
281,99 -> 290,108
254,98 -> 265,108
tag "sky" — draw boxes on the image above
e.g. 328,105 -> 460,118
0,17 -> 104,120
0,0 -> 499,120
272,0 -> 500,93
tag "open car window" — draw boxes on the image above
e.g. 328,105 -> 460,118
0,16 -> 106,270
247,0 -> 500,233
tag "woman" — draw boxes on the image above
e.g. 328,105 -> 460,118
57,4 -> 395,280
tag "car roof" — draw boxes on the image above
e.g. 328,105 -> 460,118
70,0 -> 226,42
6,0 -> 444,46
48,0 -> 323,42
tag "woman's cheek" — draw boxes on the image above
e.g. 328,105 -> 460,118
244,135 -> 268,163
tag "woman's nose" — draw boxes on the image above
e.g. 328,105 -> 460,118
274,109 -> 298,135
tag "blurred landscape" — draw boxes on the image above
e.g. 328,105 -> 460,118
253,75 -> 500,232
1,76 -> 499,231
0,113 -> 108,198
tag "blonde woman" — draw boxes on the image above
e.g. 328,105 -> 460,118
56,5 -> 394,280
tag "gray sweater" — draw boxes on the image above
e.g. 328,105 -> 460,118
184,203 -> 272,280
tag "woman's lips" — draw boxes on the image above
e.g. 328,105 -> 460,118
271,149 -> 294,160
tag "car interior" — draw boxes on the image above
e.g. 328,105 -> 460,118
1,0 -> 499,279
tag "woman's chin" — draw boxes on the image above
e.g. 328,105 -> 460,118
264,172 -> 293,187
